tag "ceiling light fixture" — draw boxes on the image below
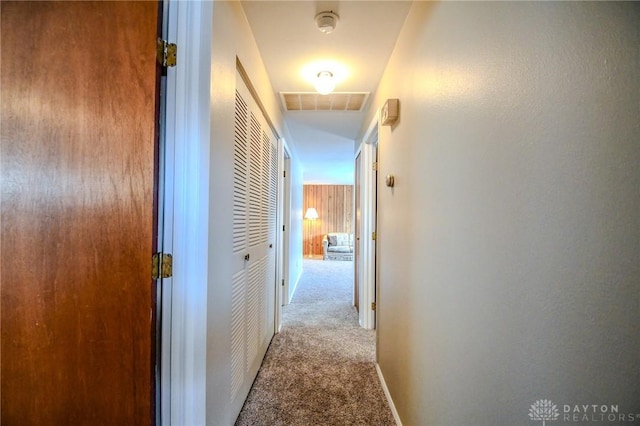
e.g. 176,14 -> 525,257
314,71 -> 335,95
315,11 -> 339,34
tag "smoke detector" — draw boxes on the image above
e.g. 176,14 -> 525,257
315,11 -> 339,34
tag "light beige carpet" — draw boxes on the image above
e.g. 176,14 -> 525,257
235,259 -> 395,426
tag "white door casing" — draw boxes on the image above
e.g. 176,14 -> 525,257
162,1 -> 212,425
279,146 -> 292,315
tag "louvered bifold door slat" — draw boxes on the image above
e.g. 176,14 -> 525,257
261,131 -> 271,245
233,90 -> 249,254
231,70 -> 277,415
247,256 -> 266,367
231,88 -> 249,401
230,269 -> 246,401
265,135 -> 278,337
248,112 -> 263,249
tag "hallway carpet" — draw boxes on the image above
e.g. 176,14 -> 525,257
235,259 -> 395,426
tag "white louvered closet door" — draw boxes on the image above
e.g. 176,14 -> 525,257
231,70 -> 278,414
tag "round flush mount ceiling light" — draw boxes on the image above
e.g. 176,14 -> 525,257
315,11 -> 339,34
315,71 -> 335,94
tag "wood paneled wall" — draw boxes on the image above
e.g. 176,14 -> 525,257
303,185 -> 353,256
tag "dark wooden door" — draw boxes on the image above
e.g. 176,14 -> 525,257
1,2 -> 161,425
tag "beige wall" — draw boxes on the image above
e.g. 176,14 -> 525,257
363,2 -> 640,425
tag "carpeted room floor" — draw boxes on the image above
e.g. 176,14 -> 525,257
235,259 -> 395,426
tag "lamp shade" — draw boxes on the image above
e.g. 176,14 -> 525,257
304,207 -> 319,220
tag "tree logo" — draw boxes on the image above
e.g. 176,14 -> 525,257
529,399 -> 560,425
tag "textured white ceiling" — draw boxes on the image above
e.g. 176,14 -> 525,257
241,1 -> 411,184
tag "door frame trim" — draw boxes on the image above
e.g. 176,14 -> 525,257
276,138 -> 291,324
162,1 -> 212,425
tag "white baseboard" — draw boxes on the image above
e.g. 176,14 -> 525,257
375,363 -> 402,426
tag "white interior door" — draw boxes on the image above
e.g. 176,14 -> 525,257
354,152 -> 362,312
230,70 -> 278,415
358,118 -> 379,330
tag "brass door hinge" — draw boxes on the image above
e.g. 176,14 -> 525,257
372,231 -> 377,241
152,253 -> 173,279
372,161 -> 378,171
371,302 -> 376,311
157,38 -> 177,68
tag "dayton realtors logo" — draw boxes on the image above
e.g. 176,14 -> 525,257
529,399 -> 560,425
529,399 -> 639,424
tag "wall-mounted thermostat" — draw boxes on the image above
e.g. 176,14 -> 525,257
381,98 -> 399,126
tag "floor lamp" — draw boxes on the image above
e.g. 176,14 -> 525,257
304,207 -> 319,257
